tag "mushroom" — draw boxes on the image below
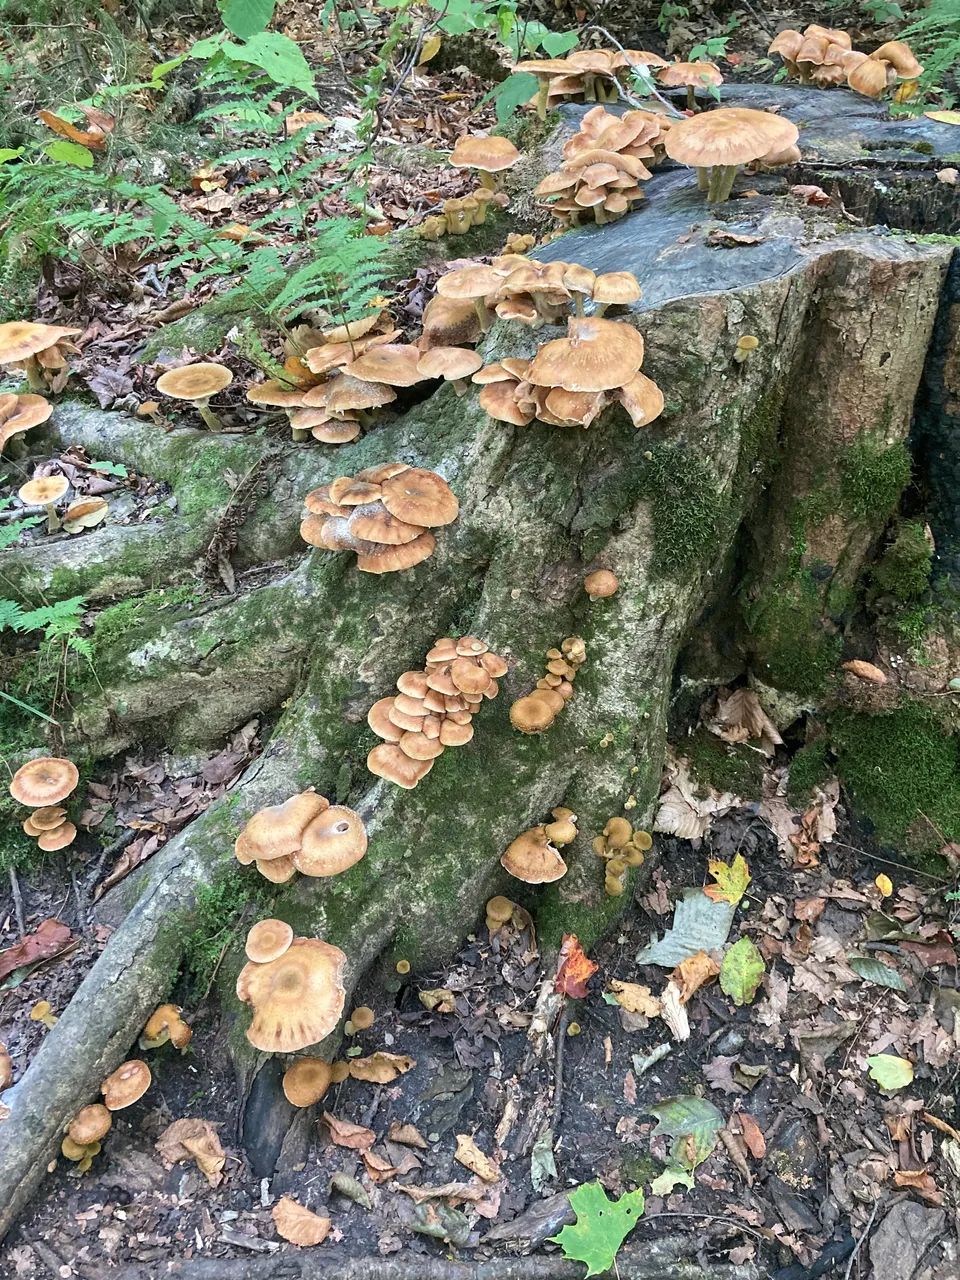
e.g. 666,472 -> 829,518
367,743 -> 436,788
136,400 -> 165,429
501,826 -> 568,883
734,335 -> 759,364
846,55 -> 895,98
9,756 -> 79,807
155,363 -> 234,432
18,475 -> 69,533
344,344 -> 426,388
767,30 -> 804,79
526,316 -> 646,394
449,135 -> 521,190
617,373 -> 664,428
544,808 -> 578,845
870,40 -> 923,87
236,937 -> 347,1053
416,347 -> 483,396
31,1000 -> 58,1030
37,821 -> 77,851
282,1057 -> 334,1106
485,895 -> 515,931
234,791 -> 329,866
514,58 -> 581,118
585,569 -> 619,600
566,49 -> 626,102
349,1005 -> 375,1031
246,918 -> 295,963
294,805 -> 368,877
664,106 -> 800,202
0,393 -> 53,456
30,805 -> 68,830
657,61 -> 723,111
101,1060 -> 152,1110
592,272 -> 642,316
419,296 -> 482,351
68,1104 -> 112,1147
380,467 -> 459,528
62,497 -> 108,534
0,1043 -> 12,1092
246,380 -> 309,438
510,694 -> 559,734
0,322 -> 82,391
140,1003 -> 192,1051
436,265 -> 506,333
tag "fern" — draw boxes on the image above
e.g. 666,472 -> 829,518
0,514 -> 42,551
900,0 -> 960,105
269,216 -> 392,322
0,598 -> 24,631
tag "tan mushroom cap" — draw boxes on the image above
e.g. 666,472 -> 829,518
156,363 -> 233,401
847,58 -> 893,97
768,29 -> 804,60
256,854 -> 297,884
368,697 -> 404,741
0,394 -> 53,448
514,58 -> 580,76
101,1059 -> 152,1110
479,379 -> 534,426
585,569 -> 619,599
658,60 -> 723,88
501,826 -> 568,883
142,1002 -> 192,1048
664,107 -> 800,169
527,317 -> 644,394
367,742 -> 435,788
510,694 -> 557,734
294,805 -> 367,877
282,1057 -> 334,1106
345,345 -> 425,388
236,937 -> 347,1053
10,756 -> 79,807
436,265 -> 506,301
246,380 -> 307,408
18,475 -> 69,507
617,372 -> 664,428
593,272 -> 642,307
870,40 -> 922,78
349,501 -> 423,546
312,420 -> 362,445
38,821 -> 76,851
450,134 -> 521,173
0,1041 -> 12,1092
246,918 -> 295,963
380,467 -> 458,528
30,805 -> 67,830
304,374 -> 395,411
0,322 -> 82,364
234,791 -> 329,864
356,530 -> 436,574
68,1103 -> 112,1145
416,347 -> 484,382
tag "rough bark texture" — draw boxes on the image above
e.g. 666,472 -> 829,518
0,88 -> 955,1247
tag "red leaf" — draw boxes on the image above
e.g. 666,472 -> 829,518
0,918 -> 73,982
554,934 -> 598,999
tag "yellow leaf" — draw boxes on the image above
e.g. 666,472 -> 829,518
348,1051 -> 416,1084
875,873 -> 893,897
609,980 -> 662,1016
454,1133 -> 501,1182
272,1197 -> 331,1246
703,852 -> 751,905
925,110 -> 960,125
418,34 -> 442,64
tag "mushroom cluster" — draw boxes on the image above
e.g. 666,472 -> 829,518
156,363 -> 234,432
477,316 -> 663,431
0,321 -> 81,393
367,635 -> 508,789
234,791 -> 367,884
510,636 -> 586,734
517,49 -> 669,117
501,808 -> 578,883
62,1104 -> 113,1173
139,1003 -> 192,1053
300,464 -> 458,574
236,925 -> 347,1053
0,393 -> 52,456
9,757 -> 79,853
535,106 -> 672,228
593,817 -> 652,895
664,107 -> 800,202
768,28 -> 922,99
419,189 -> 509,242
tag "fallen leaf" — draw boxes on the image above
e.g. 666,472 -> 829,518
659,980 -> 690,1041
937,168 -> 958,185
704,687 -> 782,753
720,937 -> 765,1006
738,1113 -> 766,1158
609,980 -> 661,1016
704,853 -> 751,905
791,183 -> 832,206
419,33 -> 442,63
455,1133 -> 501,1182
706,230 -> 765,248
555,934 -> 598,999
655,753 -> 739,840
87,367 -> 134,408
272,1196 -> 331,1245
362,1149 -> 400,1182
156,1119 -> 225,1186
348,1052 -> 416,1083
900,931 -> 958,967
867,1054 -> 914,1090
638,888 -> 735,967
893,1169 -> 943,1203
0,918 -> 73,984
38,109 -> 106,148
649,1095 -> 723,1171
703,1055 -> 743,1094
670,949 -> 721,1001
793,897 -> 825,922
925,109 -> 960,124
322,1112 -> 376,1149
397,1180 -> 489,1204
388,1121 -> 428,1148
923,1112 -> 960,1142
848,953 -> 908,991
842,659 -> 886,685
419,987 -> 457,1013
551,1181 -> 645,1277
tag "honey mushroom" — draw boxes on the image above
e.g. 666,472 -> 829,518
234,791 -> 367,884
0,321 -> 82,392
501,808 -> 579,884
236,936 -> 347,1053
155,363 -> 234,432
510,637 -> 586,734
0,393 -> 53,457
593,819 -> 653,895
18,475 -> 69,533
139,1003 -> 192,1052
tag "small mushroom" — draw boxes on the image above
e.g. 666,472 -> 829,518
101,1060 -> 152,1110
734,335 -> 759,364
485,895 -> 515,931
140,1003 -> 192,1051
294,805 -> 368,877
501,826 -> 568,883
246,918 -> 295,963
584,569 -> 619,600
156,363 -> 234,432
68,1103 -> 112,1146
18,475 -> 69,533
449,135 -> 521,190
0,1043 -> 12,1092
282,1057 -> 334,1107
31,1000 -> 57,1030
349,1006 -> 375,1031
657,60 -> 723,111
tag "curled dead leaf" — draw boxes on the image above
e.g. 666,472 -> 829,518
322,1111 -> 376,1149
419,988 -> 457,1013
272,1196 -> 331,1245
738,1112 -> 766,1158
842,659 -> 886,685
388,1121 -> 428,1148
659,979 -> 690,1041
156,1119 -> 225,1186
454,1133 -> 501,1183
670,950 -> 721,1002
609,980 -> 662,1017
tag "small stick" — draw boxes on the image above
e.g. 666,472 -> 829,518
8,867 -> 25,939
843,1195 -> 882,1280
582,26 -> 685,117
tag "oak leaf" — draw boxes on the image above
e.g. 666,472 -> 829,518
555,934 -> 597,999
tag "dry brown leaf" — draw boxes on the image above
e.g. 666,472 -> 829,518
156,1119 -> 225,1186
322,1112 -> 376,1149
704,687 -> 783,755
272,1196 -> 331,1245
893,1169 -> 943,1204
362,1149 -> 399,1182
419,987 -> 457,1013
670,949 -> 721,1002
842,659 -> 886,685
738,1112 -> 766,1158
396,1180 -> 487,1204
659,979 -> 690,1041
454,1133 -> 501,1182
608,980 -> 661,1017
0,918 -> 73,983
623,1069 -> 637,1105
655,752 -> 739,840
388,1121 -> 428,1148
923,1111 -> 960,1143
348,1052 -> 416,1084
793,897 -> 826,923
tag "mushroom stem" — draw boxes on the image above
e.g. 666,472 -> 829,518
687,85 -> 696,112
536,77 -> 549,120
573,294 -> 585,317
583,72 -> 597,102
43,502 -> 60,534
707,164 -> 738,202
594,205 -> 608,225
196,400 -> 223,432
473,297 -> 493,332
695,166 -> 710,193
356,409 -> 373,429
595,302 -> 609,318
22,354 -> 45,393
452,378 -> 469,396
478,170 -> 497,191
291,426 -> 310,442
718,164 -> 740,202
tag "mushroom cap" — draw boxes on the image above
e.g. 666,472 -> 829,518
510,694 -> 557,734
0,394 -> 53,448
436,265 -> 506,301
398,730 -> 445,760
416,347 -> 484,382
62,498 -> 108,529
585,569 -> 619,598
479,379 -> 535,425
486,894 -> 514,923
142,1002 -> 192,1048
38,821 -> 76,851
304,329 -> 400,375
367,742 -> 435,788
760,142 -> 802,166
246,380 -> 306,408
368,697 -> 403,741
356,529 -> 437,574
664,107 -> 800,169
282,1057 -> 334,1106
68,1103 -> 112,1145
514,57 -> 579,77
234,791 -> 330,864
527,316 -> 644,394
18,475 -> 69,506
30,805 -> 67,830
804,23 -> 852,47
351,1005 -> 375,1029
9,756 -> 79,807
345,344 -> 425,388
236,937 -> 347,1053
592,271 -> 642,306
246,918 -> 295,963
312,420 -> 362,444
543,387 -> 607,427
294,805 -> 368,877
450,134 -> 521,173
439,719 -> 474,747
617,371 -> 664,427
380,467 -> 458,528
848,57 -> 894,96
768,29 -> 804,59
256,854 -> 297,884
0,322 -> 82,364
450,656 -> 491,695
870,39 -> 922,78
101,1059 -> 152,1110
349,501 -> 423,546
658,60 -> 723,88
304,373 -> 396,411
501,826 -> 568,883
156,363 -> 233,401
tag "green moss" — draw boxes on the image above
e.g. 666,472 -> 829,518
831,701 -> 960,857
746,571 -> 842,695
840,433 -> 912,523
639,443 -> 724,577
92,584 -> 201,657
871,521 -> 932,602
181,864 -> 262,996
684,728 -> 765,800
786,740 -> 831,806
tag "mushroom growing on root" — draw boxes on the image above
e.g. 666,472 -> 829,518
246,380 -> 309,439
245,918 -> 295,963
155,363 -> 234,432
593,817 -> 652,893
18,474 -> 69,534
139,1003 -> 192,1051
0,393 -> 52,457
448,134 -> 521,190
68,1103 -> 112,1149
416,347 -> 484,396
657,60 -> 723,111
435,265 -> 506,333
236,937 -> 347,1053
0,322 -> 82,392
282,1057 -> 334,1107
867,40 -> 923,98
585,568 -> 619,600
509,636 -> 586,731
501,824 -> 569,883
664,106 -> 800,202
514,58 -> 582,118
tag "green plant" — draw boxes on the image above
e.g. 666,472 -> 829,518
658,2 -> 689,35
0,594 -> 89,722
899,0 -> 960,107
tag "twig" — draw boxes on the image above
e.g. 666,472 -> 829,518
553,1003 -> 568,1122
365,5 -> 449,154
644,1211 -> 769,1243
582,26 -> 685,117
8,867 -> 25,939
78,826 -> 139,919
843,1195 -> 882,1280
832,842 -> 950,883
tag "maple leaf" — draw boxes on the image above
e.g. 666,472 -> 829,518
704,853 -> 751,905
555,934 -> 597,999
551,1181 -> 645,1276
670,949 -> 720,1002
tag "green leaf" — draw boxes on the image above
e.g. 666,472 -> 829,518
0,689 -> 60,725
867,1054 -> 914,1090
149,52 -> 189,86
848,954 -> 908,992
650,1166 -> 695,1195
491,72 -> 540,125
637,888 -> 735,967
0,147 -> 23,163
43,140 -> 94,168
221,32 -> 315,92
90,460 -> 128,477
219,0 -> 276,38
550,1182 -> 645,1277
540,29 -> 578,55
649,1096 -> 724,1169
719,936 -> 765,1006
190,33 -> 228,58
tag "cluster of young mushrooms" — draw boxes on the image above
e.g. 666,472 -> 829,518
510,637 -> 587,734
234,789 -> 367,884
768,27 -> 922,100
9,756 -> 80,854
